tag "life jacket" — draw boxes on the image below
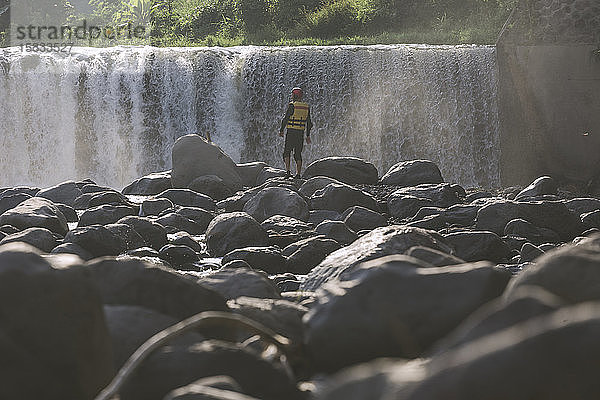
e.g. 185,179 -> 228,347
286,101 -> 309,130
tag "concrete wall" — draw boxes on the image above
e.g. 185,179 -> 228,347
498,0 -> 600,185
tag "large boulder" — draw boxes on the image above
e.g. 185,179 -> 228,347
380,160 -> 443,186
171,135 -> 242,190
443,231 -> 511,263
205,213 -> 268,257
243,187 -> 309,223
236,161 -> 268,187
64,225 -> 127,257
388,183 -> 463,209
78,204 -> 136,227
563,197 -> 600,217
299,176 -> 344,198
505,235 -> 600,304
476,199 -> 584,241
387,195 -> 433,220
0,192 -> 31,215
198,265 -> 281,300
122,171 -> 172,195
86,258 -> 228,320
0,197 -> 68,235
301,225 -> 452,291
315,220 -> 358,245
514,175 -> 557,200
261,214 -> 315,248
35,180 -> 83,207
283,236 -> 342,274
304,157 -> 378,184
342,206 -> 387,232
188,175 -> 233,201
117,216 -> 168,250
156,189 -> 216,211
222,246 -> 286,274
311,183 -> 379,213
304,255 -> 511,372
0,243 -> 114,400
0,227 -> 58,253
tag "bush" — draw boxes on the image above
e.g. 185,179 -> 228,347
301,0 -> 375,39
271,0 -> 322,28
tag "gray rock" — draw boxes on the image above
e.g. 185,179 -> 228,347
0,243 -> 113,400
105,223 -> 147,251
519,242 -> 545,262
283,236 -> 342,274
163,376 -> 258,400
243,187 -> 309,223
199,266 -> 281,300
0,193 -> 31,214
504,218 -> 561,244
582,210 -> 600,229
563,197 -> 600,217
158,244 -> 201,269
122,171 -> 172,195
171,134 -> 242,190
0,197 -> 68,235
304,157 -> 378,184
157,189 -> 216,211
387,195 -> 433,220
156,213 -> 205,235
311,183 -> 378,213
255,167 -> 287,186
514,175 -> 557,200
308,209 -> 342,226
380,160 -> 443,186
0,227 -> 58,252
78,204 -> 136,227
388,183 -> 463,209
188,175 -> 233,201
170,232 -> 203,252
236,161 -> 268,187
118,216 -> 168,250
301,225 -> 452,291
405,246 -> 465,267
64,225 -> 127,257
315,220 -> 358,245
126,247 -> 160,258
342,206 -> 387,232
88,190 -> 132,208
299,176 -> 344,198
304,255 -> 510,372
476,200 -> 583,241
0,186 -> 40,198
55,203 -> 78,223
260,214 -> 315,248
205,212 -> 268,257
35,180 -> 83,207
443,231 -> 511,263
141,198 -> 174,216
222,246 -> 286,274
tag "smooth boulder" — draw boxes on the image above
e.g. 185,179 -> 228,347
380,160 -> 443,186
304,157 -> 378,184
243,187 -> 309,223
205,213 -> 268,257
0,197 -> 68,235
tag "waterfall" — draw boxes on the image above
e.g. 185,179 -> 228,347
0,45 -> 499,189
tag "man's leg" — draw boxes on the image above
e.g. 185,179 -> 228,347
283,132 -> 292,177
284,157 -> 291,173
294,131 -> 304,178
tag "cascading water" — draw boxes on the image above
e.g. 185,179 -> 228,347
0,44 -> 500,189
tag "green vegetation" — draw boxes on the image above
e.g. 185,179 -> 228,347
1,0 -> 518,47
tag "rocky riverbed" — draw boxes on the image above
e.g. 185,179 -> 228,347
2,134 -> 600,400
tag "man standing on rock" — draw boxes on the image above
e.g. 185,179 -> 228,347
279,87 -> 312,179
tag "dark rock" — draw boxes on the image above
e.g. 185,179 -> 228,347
163,376 -> 257,400
159,244 -> 200,269
81,184 -> 111,194
228,296 -> 308,344
0,197 -> 68,235
520,242 -> 545,262
118,216 -> 168,250
0,227 -> 58,252
104,304 -> 204,369
170,232 -> 203,252
299,176 -> 344,198
141,198 -> 174,216
406,246 -> 465,267
505,235 -> 600,304
466,190 -> 493,202
411,204 -> 479,227
222,246 -> 286,274
243,187 -> 309,223
380,160 -> 443,186
309,209 -> 342,226
127,247 -> 160,258
0,193 -> 31,214
476,200 -> 584,241
120,340 -> 300,400
205,212 -> 268,257
255,167 -> 288,186
55,203 -> 78,223
105,223 -> 147,251
171,135 -> 242,190
188,175 -> 233,201
443,231 -> 511,263
563,197 -> 600,217
156,213 -> 204,235
51,243 -> 94,260
35,180 -> 83,207
514,176 -> 557,200
198,266 -> 281,300
88,190 -> 132,207
78,204 -> 136,227
406,303 -> 600,400
0,243 -> 113,400
261,214 -> 315,248
283,236 -> 342,274
582,210 -> 600,229
122,171 -> 172,195
315,220 -> 358,245
504,218 -> 561,244
64,225 -> 127,257
73,193 -> 96,210
304,255 -> 511,372
387,195 -> 433,220
301,225 -> 452,291
311,183 -> 379,213
388,183 -> 463,209
157,189 -> 216,211
342,206 -> 387,232
304,157 -> 378,184
236,161 -> 268,187
86,257 -> 228,320
0,186 -> 40,198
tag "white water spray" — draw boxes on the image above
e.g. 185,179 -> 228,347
0,45 -> 499,189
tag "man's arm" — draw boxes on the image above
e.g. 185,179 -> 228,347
306,109 -> 313,137
280,103 -> 294,134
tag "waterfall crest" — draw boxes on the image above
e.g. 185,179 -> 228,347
0,45 -> 499,189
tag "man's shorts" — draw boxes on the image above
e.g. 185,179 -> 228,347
283,129 -> 304,161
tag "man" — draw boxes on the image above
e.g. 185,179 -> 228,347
279,87 -> 312,179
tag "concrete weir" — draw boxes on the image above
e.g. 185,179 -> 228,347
497,0 -> 600,185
